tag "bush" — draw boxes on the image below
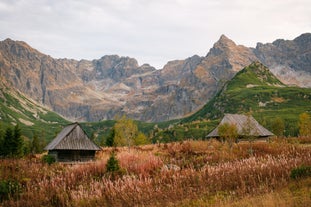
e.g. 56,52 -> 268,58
42,154 -> 56,165
0,179 -> 21,202
106,152 -> 120,173
290,166 -> 311,179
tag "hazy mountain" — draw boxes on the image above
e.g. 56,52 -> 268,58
0,33 -> 310,122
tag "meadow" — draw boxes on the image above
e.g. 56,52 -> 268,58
1,137 -> 311,207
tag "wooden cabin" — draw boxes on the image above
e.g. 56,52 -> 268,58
44,123 -> 101,162
207,114 -> 274,139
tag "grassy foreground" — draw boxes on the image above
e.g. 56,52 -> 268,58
1,138 -> 311,207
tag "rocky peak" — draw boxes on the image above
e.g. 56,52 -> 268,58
236,61 -> 285,87
248,60 -> 266,69
93,55 -> 155,82
0,38 -> 43,60
99,55 -> 139,69
217,34 -> 236,47
247,61 -> 274,76
293,33 -> 311,50
202,35 -> 256,75
207,34 -> 237,56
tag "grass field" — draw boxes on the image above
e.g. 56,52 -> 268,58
1,137 -> 311,207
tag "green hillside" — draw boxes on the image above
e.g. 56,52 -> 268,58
0,83 -> 70,142
182,61 -> 311,136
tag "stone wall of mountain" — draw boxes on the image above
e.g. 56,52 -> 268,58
0,33 -> 310,122
255,33 -> 311,87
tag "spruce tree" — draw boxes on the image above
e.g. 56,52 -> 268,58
3,127 -> 14,157
105,127 -> 115,147
12,124 -> 23,157
31,133 -> 40,154
106,152 -> 120,172
0,123 -> 4,156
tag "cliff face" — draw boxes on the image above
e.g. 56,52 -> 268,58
1,33 -> 310,122
255,33 -> 311,87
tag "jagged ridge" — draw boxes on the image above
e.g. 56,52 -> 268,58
0,33 -> 311,122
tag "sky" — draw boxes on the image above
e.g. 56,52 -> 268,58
0,0 -> 310,69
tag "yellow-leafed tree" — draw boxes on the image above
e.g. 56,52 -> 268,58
299,112 -> 311,137
113,115 -> 148,149
218,123 -> 238,149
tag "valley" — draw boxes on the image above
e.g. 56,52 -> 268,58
1,2 -> 310,207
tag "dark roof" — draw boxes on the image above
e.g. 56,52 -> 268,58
207,114 -> 274,137
44,123 -> 101,151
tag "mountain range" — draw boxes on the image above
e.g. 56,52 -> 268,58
0,33 -> 310,122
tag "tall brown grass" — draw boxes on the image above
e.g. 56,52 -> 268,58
1,139 -> 311,207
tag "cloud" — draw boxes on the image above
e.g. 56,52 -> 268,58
0,0 -> 310,68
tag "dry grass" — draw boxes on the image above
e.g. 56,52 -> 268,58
176,178 -> 311,207
1,138 -> 311,207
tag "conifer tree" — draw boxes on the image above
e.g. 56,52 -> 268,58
12,124 -> 23,156
106,152 -> 120,172
105,127 -> 115,147
0,123 -> 4,156
31,133 -> 40,154
3,127 -> 14,157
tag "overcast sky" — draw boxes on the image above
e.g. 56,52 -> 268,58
0,0 -> 310,68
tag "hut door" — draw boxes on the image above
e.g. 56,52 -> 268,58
73,151 -> 80,161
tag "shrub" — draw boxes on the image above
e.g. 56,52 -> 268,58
0,179 -> 21,202
106,152 -> 120,173
290,166 -> 311,179
42,154 -> 56,165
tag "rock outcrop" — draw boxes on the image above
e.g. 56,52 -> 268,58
255,33 -> 311,87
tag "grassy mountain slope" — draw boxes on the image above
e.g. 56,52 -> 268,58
0,81 -> 70,141
183,61 -> 311,136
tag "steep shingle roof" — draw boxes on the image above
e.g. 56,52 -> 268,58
44,123 -> 101,151
207,114 -> 274,137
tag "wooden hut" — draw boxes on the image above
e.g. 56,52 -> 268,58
44,122 -> 101,162
207,114 -> 274,139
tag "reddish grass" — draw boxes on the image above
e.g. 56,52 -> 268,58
1,139 -> 311,207
117,151 -> 163,176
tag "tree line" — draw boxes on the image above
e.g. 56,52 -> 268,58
0,123 -> 44,157
1,112 -> 310,157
